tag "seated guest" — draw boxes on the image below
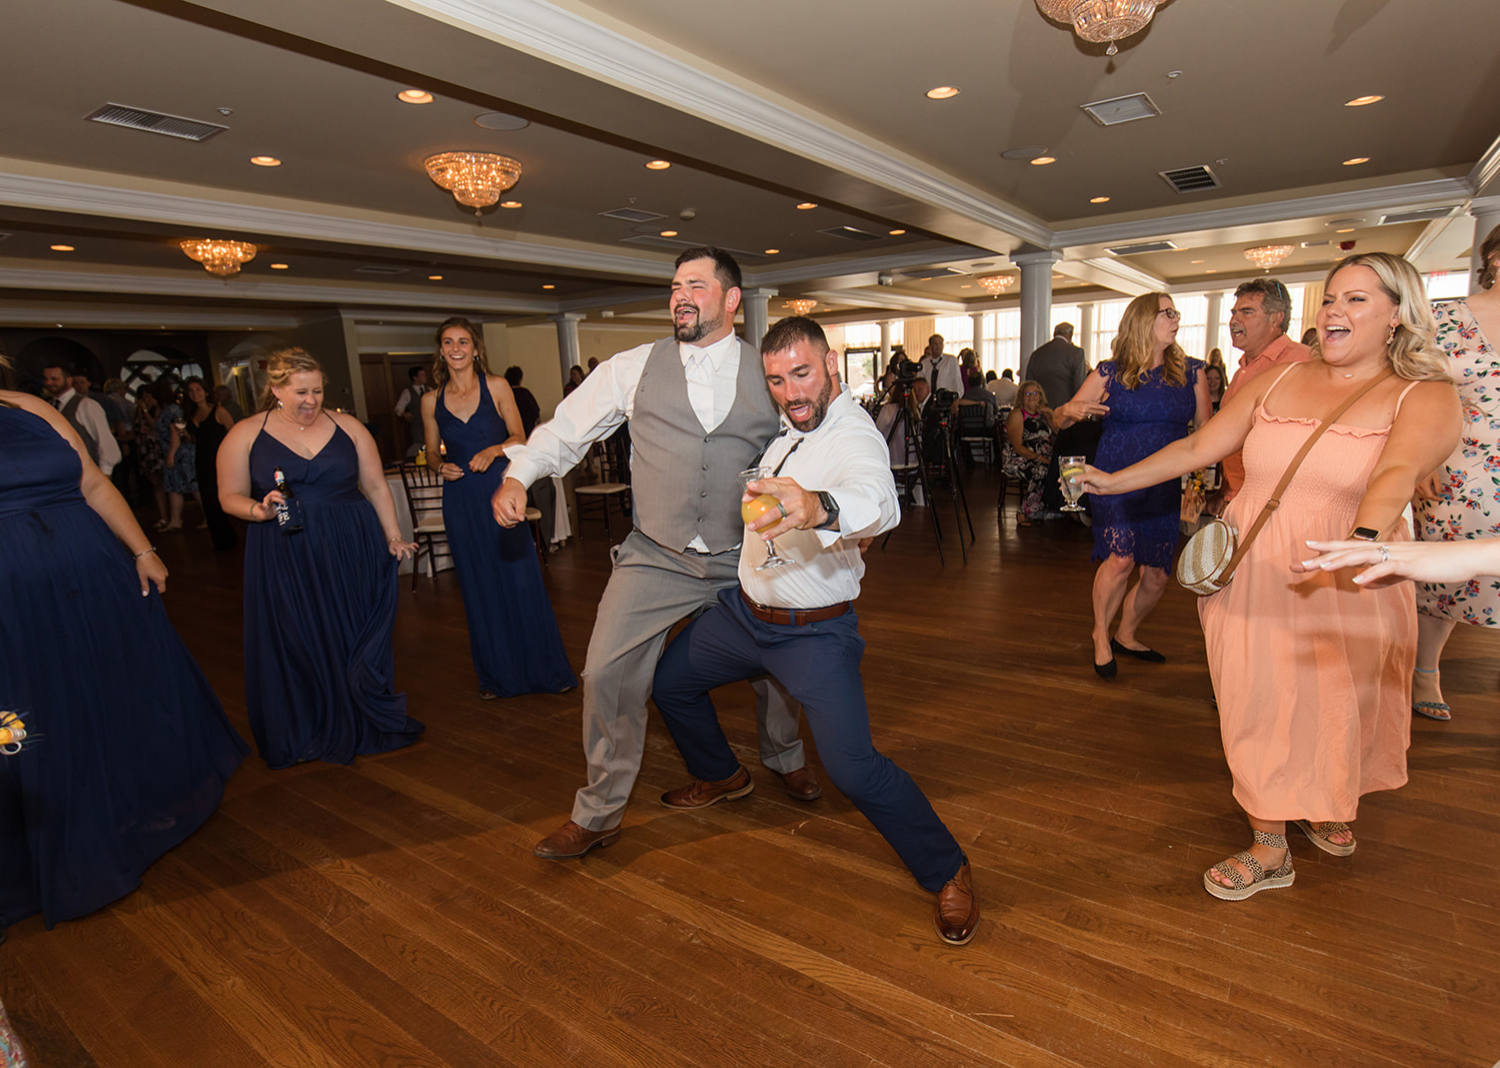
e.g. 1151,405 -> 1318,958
652,317 -> 980,945
1003,380 -> 1056,526
987,367 -> 1019,407
961,375 -> 1000,421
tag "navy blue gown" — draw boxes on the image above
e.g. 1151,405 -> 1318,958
0,404 -> 247,929
1091,357 -> 1204,570
244,415 -> 424,767
434,378 -> 576,696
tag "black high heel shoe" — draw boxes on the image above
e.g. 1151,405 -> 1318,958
1094,656 -> 1117,679
1111,638 -> 1165,664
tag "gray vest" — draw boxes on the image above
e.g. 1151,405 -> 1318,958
629,336 -> 780,553
60,394 -> 100,465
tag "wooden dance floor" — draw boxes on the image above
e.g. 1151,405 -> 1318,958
3,471 -> 1498,1067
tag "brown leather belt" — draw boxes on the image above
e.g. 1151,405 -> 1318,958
740,588 -> 849,626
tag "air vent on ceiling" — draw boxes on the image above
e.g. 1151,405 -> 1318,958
600,207 -> 666,223
86,103 -> 228,142
1105,240 -> 1179,256
897,266 -> 966,280
1081,93 -> 1161,126
1159,165 -> 1220,194
1380,207 -> 1454,226
353,264 -> 410,276
818,225 -> 882,242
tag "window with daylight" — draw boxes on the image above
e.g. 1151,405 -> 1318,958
1091,298 -> 1132,366
932,315 -> 973,355
979,309 -> 1022,375
1172,293 -> 1208,359
1426,271 -> 1472,301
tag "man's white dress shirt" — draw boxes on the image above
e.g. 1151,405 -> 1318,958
916,353 -> 963,397
740,389 -> 899,609
53,387 -> 121,475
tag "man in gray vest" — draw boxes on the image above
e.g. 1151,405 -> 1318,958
493,247 -> 816,859
42,361 -> 120,475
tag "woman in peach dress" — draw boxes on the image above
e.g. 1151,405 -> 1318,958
1076,253 -> 1461,900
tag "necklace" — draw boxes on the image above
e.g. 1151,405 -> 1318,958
279,407 -> 314,432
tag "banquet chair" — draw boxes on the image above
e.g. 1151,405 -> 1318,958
398,460 -> 448,591
956,401 -> 996,466
574,431 -> 631,543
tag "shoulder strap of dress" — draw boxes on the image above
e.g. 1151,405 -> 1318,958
261,409 -> 272,428
1259,361 -> 1301,404
1391,379 -> 1422,420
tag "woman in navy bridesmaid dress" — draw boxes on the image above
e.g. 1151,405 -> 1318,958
217,347 -> 424,768
1054,293 -> 1212,677
422,317 -> 576,699
0,380 -> 246,931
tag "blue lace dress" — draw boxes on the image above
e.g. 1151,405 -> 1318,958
1091,357 -> 1203,570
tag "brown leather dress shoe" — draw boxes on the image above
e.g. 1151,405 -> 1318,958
660,765 -> 754,809
775,766 -> 823,802
533,820 -> 621,859
933,860 -> 980,945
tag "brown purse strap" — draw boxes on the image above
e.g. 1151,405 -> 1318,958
1217,369 -> 1394,585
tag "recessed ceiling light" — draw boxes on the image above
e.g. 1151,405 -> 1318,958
1030,156 -> 1056,166
888,229 -> 906,236
398,90 -> 433,104
959,284 -> 972,289
270,262 -> 289,269
428,274 -> 442,280
796,202 -> 817,210
1090,196 -> 1110,203
1205,269 -> 1218,273
1343,157 -> 1370,166
542,283 -> 555,290
1345,94 -> 1384,107
1190,259 -> 1205,264
500,200 -> 522,209
645,160 -> 671,170
1336,227 -> 1355,233
764,248 -> 780,255
50,244 -> 74,251
659,230 -> 678,237
250,156 -> 281,167
926,86 -> 960,100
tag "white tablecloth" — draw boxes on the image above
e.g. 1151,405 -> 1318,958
386,473 -> 453,577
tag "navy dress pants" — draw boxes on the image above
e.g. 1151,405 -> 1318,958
653,589 -> 964,892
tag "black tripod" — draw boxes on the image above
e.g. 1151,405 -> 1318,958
875,382 -> 974,565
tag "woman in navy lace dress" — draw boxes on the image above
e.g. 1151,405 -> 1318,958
1055,293 -> 1211,677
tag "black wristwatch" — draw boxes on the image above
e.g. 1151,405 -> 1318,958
815,491 -> 840,530
1350,527 -> 1380,541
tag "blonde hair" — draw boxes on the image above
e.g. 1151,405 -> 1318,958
1315,253 -> 1451,382
1016,379 -> 1047,410
1110,292 -> 1187,390
257,347 -> 325,411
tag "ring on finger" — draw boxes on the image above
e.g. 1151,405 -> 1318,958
776,501 -> 789,519
1378,544 -> 1390,563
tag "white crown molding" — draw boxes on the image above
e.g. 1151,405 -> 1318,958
1053,178 -> 1474,252
1468,135 -> 1500,198
803,288 -> 967,315
0,169 -> 671,281
744,245 -> 991,288
0,264 -> 558,314
0,302 -> 302,330
1061,257 -> 1163,298
392,0 -> 1053,248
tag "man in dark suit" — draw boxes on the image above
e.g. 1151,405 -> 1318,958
1022,323 -> 1088,408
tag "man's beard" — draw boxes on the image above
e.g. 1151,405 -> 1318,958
674,306 -> 720,343
782,375 -> 834,431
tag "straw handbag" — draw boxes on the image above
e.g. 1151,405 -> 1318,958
1175,370 -> 1392,595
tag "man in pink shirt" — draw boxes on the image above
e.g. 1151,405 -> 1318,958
1212,278 -> 1311,509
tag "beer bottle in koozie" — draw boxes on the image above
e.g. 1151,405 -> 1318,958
272,467 -> 305,533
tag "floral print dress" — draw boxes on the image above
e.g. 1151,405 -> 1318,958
1415,299 -> 1500,625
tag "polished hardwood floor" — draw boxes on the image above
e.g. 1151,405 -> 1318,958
3,472 -> 1499,1067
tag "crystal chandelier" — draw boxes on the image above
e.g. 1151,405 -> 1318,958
1035,0 -> 1160,55
784,299 -> 818,316
1244,244 -> 1295,270
424,152 -> 523,218
977,274 -> 1016,294
179,238 -> 258,278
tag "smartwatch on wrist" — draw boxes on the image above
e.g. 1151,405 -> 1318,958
815,491 -> 840,531
1350,526 -> 1380,541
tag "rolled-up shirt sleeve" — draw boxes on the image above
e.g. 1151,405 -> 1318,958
503,344 -> 650,489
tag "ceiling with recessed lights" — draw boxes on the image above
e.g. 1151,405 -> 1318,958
1,0 -> 1498,335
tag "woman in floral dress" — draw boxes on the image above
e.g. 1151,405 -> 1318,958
1410,224 -> 1500,720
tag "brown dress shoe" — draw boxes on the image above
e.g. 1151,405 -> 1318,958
533,820 -> 621,859
660,765 -> 754,809
933,860 -> 979,945
775,766 -> 823,802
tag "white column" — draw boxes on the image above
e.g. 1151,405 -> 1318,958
741,288 -> 778,348
879,320 -> 891,375
1078,303 -> 1096,368
1013,249 -> 1064,373
552,312 -> 584,386
1204,292 -> 1223,360
1470,197 -> 1500,293
970,311 -> 986,372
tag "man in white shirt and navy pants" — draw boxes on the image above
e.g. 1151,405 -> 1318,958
650,316 -> 980,945
492,248 -> 815,860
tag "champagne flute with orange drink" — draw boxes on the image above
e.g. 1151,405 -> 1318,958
738,466 -> 787,570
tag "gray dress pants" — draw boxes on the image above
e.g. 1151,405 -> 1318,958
571,530 -> 804,830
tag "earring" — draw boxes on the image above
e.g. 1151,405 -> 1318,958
1386,324 -> 1396,345
277,398 -> 284,409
